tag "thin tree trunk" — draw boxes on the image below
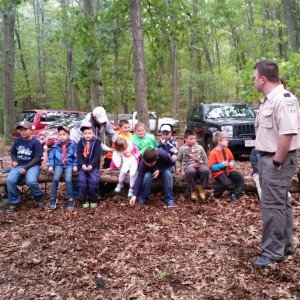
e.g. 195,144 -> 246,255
32,0 -> 46,96
60,0 -> 80,110
83,0 -> 103,109
261,0 -> 266,56
129,0 -> 149,127
245,0 -> 254,29
170,37 -> 180,120
15,27 -> 31,95
2,3 -> 16,145
281,0 -> 300,53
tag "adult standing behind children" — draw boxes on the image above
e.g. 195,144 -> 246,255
157,124 -> 178,162
129,148 -> 175,207
252,60 -> 300,268
77,124 -> 102,208
48,126 -> 78,210
6,121 -> 44,213
176,129 -> 210,201
208,131 -> 244,203
131,122 -> 157,156
70,106 -> 118,151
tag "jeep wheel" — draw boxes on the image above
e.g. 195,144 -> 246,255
204,137 -> 213,153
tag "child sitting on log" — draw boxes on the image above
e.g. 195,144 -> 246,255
208,131 -> 244,203
48,126 -> 78,210
77,124 -> 102,208
131,122 -> 157,156
6,121 -> 44,213
112,137 -> 140,197
176,128 -> 210,201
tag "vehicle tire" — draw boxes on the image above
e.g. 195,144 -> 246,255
204,137 -> 213,154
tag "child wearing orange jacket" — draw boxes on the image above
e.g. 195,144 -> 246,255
208,131 -> 244,203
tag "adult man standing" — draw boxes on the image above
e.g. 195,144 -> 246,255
253,60 -> 300,268
70,106 -> 118,150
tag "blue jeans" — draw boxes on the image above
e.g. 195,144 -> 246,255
140,167 -> 174,204
50,166 -> 74,198
6,165 -> 43,205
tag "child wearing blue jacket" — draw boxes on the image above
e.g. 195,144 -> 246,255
48,126 -> 78,210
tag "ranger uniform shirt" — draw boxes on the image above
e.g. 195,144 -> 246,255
255,84 -> 300,152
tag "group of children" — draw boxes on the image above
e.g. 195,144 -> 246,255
5,117 -> 247,213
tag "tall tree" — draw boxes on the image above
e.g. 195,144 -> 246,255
129,0 -> 149,126
59,0 -> 79,110
281,0 -> 300,52
32,0 -> 46,96
2,3 -> 16,144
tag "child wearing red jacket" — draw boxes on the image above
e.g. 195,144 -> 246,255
208,131 -> 244,203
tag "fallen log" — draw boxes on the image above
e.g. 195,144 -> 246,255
0,169 -> 299,193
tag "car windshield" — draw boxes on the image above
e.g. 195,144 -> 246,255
47,115 -> 84,129
205,104 -> 256,119
19,111 -> 36,122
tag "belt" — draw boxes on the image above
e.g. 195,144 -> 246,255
259,150 -> 296,157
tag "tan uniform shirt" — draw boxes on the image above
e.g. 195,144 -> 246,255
255,84 -> 300,152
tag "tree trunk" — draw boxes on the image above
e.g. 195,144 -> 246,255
261,0 -> 266,56
170,37 -> 180,120
2,3 -> 16,145
281,0 -> 300,53
245,0 -> 254,30
129,0 -> 149,127
32,0 -> 46,97
83,0 -> 103,109
59,0 -> 80,110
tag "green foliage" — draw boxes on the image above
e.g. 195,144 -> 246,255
3,0 -> 300,120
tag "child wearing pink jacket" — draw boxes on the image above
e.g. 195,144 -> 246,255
112,137 -> 140,197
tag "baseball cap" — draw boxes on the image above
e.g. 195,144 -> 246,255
92,107 -> 108,123
160,124 -> 172,132
80,120 -> 95,132
57,126 -> 70,133
16,120 -> 32,130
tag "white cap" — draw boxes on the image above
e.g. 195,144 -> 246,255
92,107 -> 108,123
160,124 -> 172,132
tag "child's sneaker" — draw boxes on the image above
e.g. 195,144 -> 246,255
90,201 -> 97,208
49,197 -> 57,209
82,201 -> 90,208
127,188 -> 134,198
166,200 -> 175,207
115,183 -> 124,193
67,198 -> 75,210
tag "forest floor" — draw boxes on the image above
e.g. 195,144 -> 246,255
1,139 -> 300,299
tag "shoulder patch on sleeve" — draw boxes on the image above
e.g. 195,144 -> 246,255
284,93 -> 291,97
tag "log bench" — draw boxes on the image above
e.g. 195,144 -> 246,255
0,168 -> 299,193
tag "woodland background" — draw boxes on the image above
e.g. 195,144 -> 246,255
0,0 -> 300,144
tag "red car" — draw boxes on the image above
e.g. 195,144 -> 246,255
32,118 -> 119,148
13,109 -> 87,140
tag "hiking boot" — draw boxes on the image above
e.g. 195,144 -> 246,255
6,203 -> 21,213
67,198 -> 75,210
82,201 -> 90,208
115,183 -> 124,193
191,190 -> 197,201
49,197 -> 57,210
90,201 -> 97,208
197,187 -> 206,201
127,188 -> 134,198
